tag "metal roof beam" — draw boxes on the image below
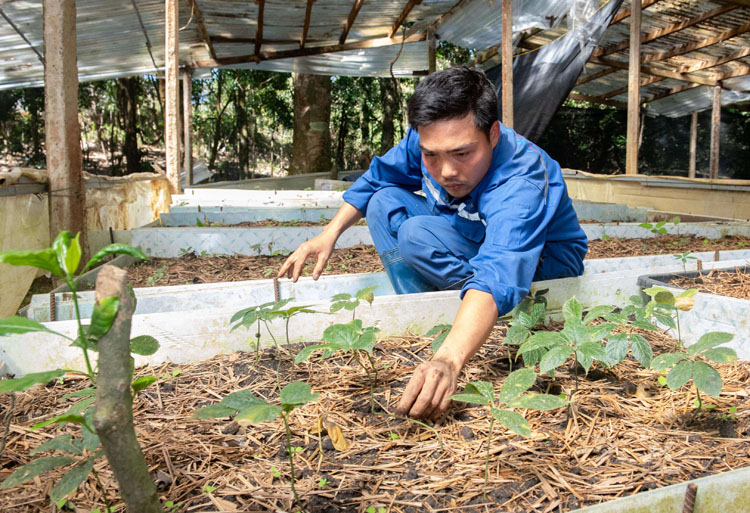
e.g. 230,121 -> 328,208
185,0 -> 217,61
610,0 -> 666,25
678,47 -> 750,74
340,0 -> 365,45
388,0 -> 423,38
594,3 -> 737,58
254,0 -> 265,56
645,82 -> 701,103
0,6 -> 44,65
193,32 -> 427,68
642,21 -> 750,64
300,0 -> 315,49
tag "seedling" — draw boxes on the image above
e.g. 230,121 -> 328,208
600,294 -> 659,369
450,368 -> 567,498
202,484 -> 216,494
388,433 -> 399,440
146,263 -> 168,287
329,285 -> 378,321
0,232 -> 160,507
639,217 -> 680,236
195,382 -> 319,510
425,324 -> 451,353
317,477 -> 329,487
646,287 -> 737,412
505,289 -> 549,369
721,406 -> 739,422
231,299 -> 294,359
366,507 -> 387,513
296,320 -> 381,412
673,251 -> 696,273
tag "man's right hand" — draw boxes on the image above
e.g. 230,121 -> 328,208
277,231 -> 337,282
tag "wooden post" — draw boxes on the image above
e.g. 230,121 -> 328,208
501,0 -> 513,128
428,31 -> 436,74
44,0 -> 85,249
709,85 -> 721,180
626,0 -> 641,175
165,0 -> 181,194
183,69 -> 193,187
689,111 -> 697,178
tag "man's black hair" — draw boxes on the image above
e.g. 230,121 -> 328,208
407,66 -> 498,138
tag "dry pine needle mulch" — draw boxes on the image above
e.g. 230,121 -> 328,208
668,267 -> 750,301
1,327 -> 748,513
124,235 -> 750,290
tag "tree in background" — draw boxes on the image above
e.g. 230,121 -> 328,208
289,73 -> 332,176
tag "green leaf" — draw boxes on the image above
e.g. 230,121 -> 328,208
654,291 -> 675,306
322,321 -> 361,350
0,317 -> 64,338
0,247 -> 63,277
522,348 -> 545,369
87,297 -> 120,341
577,341 -> 608,362
0,369 -> 66,393
630,333 -> 653,368
352,328 -> 378,353
562,297 -> 583,324
83,244 -> 147,273
491,408 -> 531,437
629,295 -> 644,307
49,457 -> 95,505
62,233 -> 82,277
589,323 -> 617,342
129,335 -> 159,356
330,293 -> 351,302
562,319 -> 589,345
687,332 -> 735,356
431,329 -> 450,353
355,285 -> 378,304
678,289 -> 699,298
516,311 -> 534,330
605,333 -> 629,365
221,390 -> 267,410
583,305 -> 615,325
692,362 -> 723,397
653,312 -> 677,329
60,388 -> 96,402
230,305 -> 259,324
498,368 -> 536,404
702,347 -> 738,364
631,320 -> 658,332
509,393 -> 567,411
639,222 -> 653,230
294,344 -> 329,363
0,456 -> 74,489
651,352 -> 686,370
540,345 -> 573,375
466,381 -> 495,403
529,302 -> 546,327
280,381 -> 319,408
30,434 -> 82,456
193,404 -> 237,419
518,332 -> 562,355
666,361 -> 694,390
505,325 -> 530,346
426,324 -> 451,337
235,404 -> 283,424
643,286 -> 668,298
32,409 -> 89,430
450,392 -> 489,405
604,312 -> 628,324
132,376 -> 157,395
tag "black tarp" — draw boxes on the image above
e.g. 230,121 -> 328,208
485,0 -> 624,142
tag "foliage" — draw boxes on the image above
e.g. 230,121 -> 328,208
0,232 -> 160,507
450,368 -> 567,497
505,289 -> 549,368
643,286 -> 737,410
425,324 -> 452,353
195,382 -> 318,509
639,217 -> 680,236
599,295 -> 659,368
329,285 -> 378,321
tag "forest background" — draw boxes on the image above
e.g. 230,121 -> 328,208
0,44 -> 748,181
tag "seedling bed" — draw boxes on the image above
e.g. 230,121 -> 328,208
666,267 -> 750,301
171,219 -> 368,228
1,328 -> 748,513
119,236 -> 750,290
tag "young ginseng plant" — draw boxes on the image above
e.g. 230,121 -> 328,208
231,299 -> 294,360
450,368 -> 567,498
505,289 -> 549,369
295,320 -> 381,412
0,232 -> 160,508
194,382 -> 319,509
643,287 -> 737,411
600,294 -> 659,368
517,298 -> 615,402
639,216 -> 680,236
329,285 -> 378,321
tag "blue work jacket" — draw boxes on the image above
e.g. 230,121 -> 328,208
342,124 -> 587,316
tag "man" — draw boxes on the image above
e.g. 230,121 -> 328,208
278,67 -> 587,421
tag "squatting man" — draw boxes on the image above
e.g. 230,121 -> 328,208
279,67 -> 587,421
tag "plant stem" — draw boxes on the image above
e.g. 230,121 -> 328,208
281,411 -> 304,511
255,318 -> 261,363
91,466 -> 113,512
353,352 -> 375,413
285,317 -> 291,348
675,311 -> 683,349
263,320 -> 280,351
484,417 -> 495,500
695,387 -> 703,412
68,277 -> 96,383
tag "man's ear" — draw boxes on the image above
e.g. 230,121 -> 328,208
489,120 -> 501,148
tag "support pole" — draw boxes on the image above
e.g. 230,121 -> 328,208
710,85 -> 721,180
501,0 -> 513,128
43,0 -> 85,248
689,111 -> 697,178
183,69 -> 193,187
165,0 -> 181,194
428,30 -> 436,74
626,0 -> 641,175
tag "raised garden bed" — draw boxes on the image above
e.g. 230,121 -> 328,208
666,267 -> 750,301
1,327 -> 748,513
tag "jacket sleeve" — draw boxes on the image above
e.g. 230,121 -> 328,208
461,176 -> 548,317
342,128 -> 424,214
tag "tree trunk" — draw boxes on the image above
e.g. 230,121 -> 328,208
336,108 -> 349,171
379,78 -> 396,155
289,73 -> 332,176
208,72 -> 224,170
236,82 -> 250,178
118,77 -> 140,174
93,265 -> 163,513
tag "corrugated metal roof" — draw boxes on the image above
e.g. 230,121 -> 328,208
648,85 -> 750,117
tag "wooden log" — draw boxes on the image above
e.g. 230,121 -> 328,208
183,69 -> 193,187
710,86 -> 721,180
165,0 -> 181,194
501,0 -> 513,128
689,111 -> 697,178
626,0 -> 641,174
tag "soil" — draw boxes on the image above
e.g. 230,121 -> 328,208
118,235 -> 750,290
667,267 -> 750,300
1,327 -> 748,513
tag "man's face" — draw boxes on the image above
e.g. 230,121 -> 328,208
418,114 -> 500,198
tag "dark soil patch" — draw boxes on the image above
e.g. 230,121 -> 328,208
666,267 -> 750,301
585,234 -> 750,260
1,328 -> 748,512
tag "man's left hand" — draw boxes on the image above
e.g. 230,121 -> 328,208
395,358 -> 458,421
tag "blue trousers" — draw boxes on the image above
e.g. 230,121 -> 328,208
365,187 -> 582,294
